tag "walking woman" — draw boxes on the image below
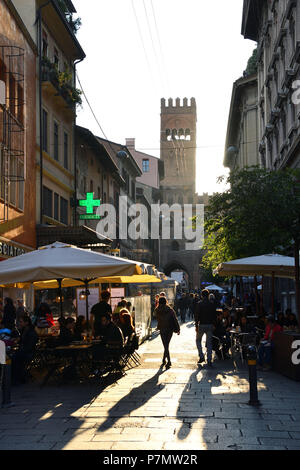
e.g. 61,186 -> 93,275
154,296 -> 180,369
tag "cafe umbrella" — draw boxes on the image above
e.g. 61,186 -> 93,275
0,241 -> 145,325
214,253 -> 298,316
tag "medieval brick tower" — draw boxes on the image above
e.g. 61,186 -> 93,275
160,97 -> 197,202
159,97 -> 200,289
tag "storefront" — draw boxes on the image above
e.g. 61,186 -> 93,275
0,237 -> 34,310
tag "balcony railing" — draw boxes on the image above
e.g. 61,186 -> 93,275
41,57 -> 82,108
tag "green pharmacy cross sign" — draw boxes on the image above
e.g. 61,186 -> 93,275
79,192 -> 101,220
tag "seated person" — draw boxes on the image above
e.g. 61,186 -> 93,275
276,312 -> 287,328
114,299 -> 127,313
0,323 -> 15,347
58,317 -> 75,346
90,291 -> 112,339
101,313 -> 124,348
73,315 -> 87,341
255,315 -> 267,334
119,309 -> 135,343
258,315 -> 283,371
222,308 -> 233,331
11,315 -> 38,385
239,315 -> 254,333
212,312 -> 231,359
92,313 -> 124,362
285,312 -> 298,330
112,312 -> 122,328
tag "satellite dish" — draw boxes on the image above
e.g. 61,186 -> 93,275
117,150 -> 128,159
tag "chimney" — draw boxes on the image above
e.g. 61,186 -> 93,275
126,138 -> 135,149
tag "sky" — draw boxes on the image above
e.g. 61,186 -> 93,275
74,0 -> 255,195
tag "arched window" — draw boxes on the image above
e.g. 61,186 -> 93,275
172,129 -> 177,140
185,129 -> 191,141
179,128 -> 185,139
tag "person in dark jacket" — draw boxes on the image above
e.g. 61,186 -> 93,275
153,296 -> 180,369
3,297 -> 16,330
34,302 -> 54,332
194,289 -> 217,367
58,317 -> 76,346
11,315 -> 38,385
73,315 -> 87,341
178,294 -> 188,323
90,291 -> 112,338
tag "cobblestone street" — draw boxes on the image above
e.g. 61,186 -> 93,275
1,322 -> 300,451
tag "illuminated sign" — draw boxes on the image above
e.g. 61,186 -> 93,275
79,193 -> 101,220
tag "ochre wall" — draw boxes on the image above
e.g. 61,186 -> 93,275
0,0 -> 36,253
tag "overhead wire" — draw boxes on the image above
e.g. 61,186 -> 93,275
149,0 -> 170,90
131,0 -> 159,93
142,0 -> 166,94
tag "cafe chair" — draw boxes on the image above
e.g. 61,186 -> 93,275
212,335 -> 225,360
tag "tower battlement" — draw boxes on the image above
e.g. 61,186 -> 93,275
161,97 -> 196,113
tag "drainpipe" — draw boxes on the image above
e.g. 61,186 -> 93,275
73,58 -> 84,227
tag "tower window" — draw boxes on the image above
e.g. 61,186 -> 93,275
185,129 -> 191,140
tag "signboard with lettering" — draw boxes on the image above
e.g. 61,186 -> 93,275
0,242 -> 26,258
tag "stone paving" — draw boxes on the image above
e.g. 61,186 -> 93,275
1,321 -> 300,450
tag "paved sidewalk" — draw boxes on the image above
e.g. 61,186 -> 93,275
1,321 -> 300,450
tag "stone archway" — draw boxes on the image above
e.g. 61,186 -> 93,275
163,260 -> 191,289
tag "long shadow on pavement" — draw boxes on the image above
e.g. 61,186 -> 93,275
96,368 -> 166,432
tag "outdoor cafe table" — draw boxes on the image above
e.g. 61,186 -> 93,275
39,343 -> 93,386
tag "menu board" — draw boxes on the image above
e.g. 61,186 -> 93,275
110,287 -> 125,299
76,287 -> 100,319
110,287 -> 125,313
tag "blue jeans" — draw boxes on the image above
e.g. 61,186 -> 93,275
258,341 -> 273,366
196,325 -> 213,363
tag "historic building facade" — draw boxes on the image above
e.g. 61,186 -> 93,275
0,1 -> 37,257
242,0 -> 300,170
0,0 -> 37,304
159,97 -> 202,289
12,0 -> 86,234
224,73 -> 260,170
125,137 -> 164,265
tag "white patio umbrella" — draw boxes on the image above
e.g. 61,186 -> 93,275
0,241 -> 144,284
206,284 -> 226,292
0,242 -> 145,324
214,254 -> 298,316
214,254 -> 297,279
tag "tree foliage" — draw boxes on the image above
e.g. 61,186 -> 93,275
202,166 -> 300,274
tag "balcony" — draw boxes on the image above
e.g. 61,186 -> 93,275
41,57 -> 82,112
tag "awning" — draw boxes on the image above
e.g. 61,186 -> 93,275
36,224 -> 112,249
